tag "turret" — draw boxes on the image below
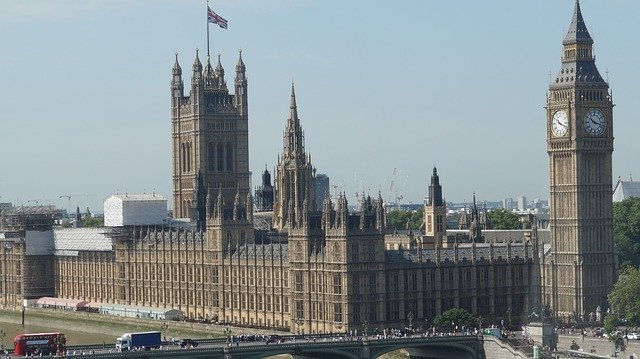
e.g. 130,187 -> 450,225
234,50 -> 248,115
171,53 -> 184,99
428,167 -> 443,206
376,192 -> 385,231
214,187 -> 224,220
359,193 -> 367,229
245,192 -> 253,222
74,206 -> 83,228
203,55 -> 215,86
233,188 -> 241,221
191,49 -> 203,105
214,54 -> 227,89
322,193 -> 333,229
206,186 -> 213,219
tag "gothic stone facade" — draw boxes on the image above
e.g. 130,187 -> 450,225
545,0 -> 616,321
0,1 -> 616,332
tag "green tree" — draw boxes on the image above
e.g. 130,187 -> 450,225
433,308 -> 474,330
82,216 -> 104,228
488,208 -> 521,230
386,208 -> 423,230
613,197 -> 640,269
608,267 -> 640,328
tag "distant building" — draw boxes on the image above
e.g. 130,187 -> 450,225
314,174 -> 329,211
0,203 -> 12,213
255,167 -> 274,212
502,198 -> 514,211
613,178 -> 640,202
517,196 -> 527,212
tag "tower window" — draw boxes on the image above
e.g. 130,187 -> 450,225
217,143 -> 224,171
226,143 -> 233,171
208,143 -> 215,171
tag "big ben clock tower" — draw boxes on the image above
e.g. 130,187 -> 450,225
546,0 -> 616,321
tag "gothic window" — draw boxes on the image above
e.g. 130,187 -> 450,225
369,273 -> 376,294
333,303 -> 342,322
186,143 -> 191,172
333,274 -> 342,294
352,274 -> 359,295
295,300 -> 304,319
295,272 -> 303,292
368,243 -> 376,261
181,143 -> 186,172
217,143 -> 224,171
351,243 -> 358,262
212,267 -> 219,284
226,142 -> 233,171
208,143 -> 215,171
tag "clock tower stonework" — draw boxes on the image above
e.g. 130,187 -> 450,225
546,0 -> 616,321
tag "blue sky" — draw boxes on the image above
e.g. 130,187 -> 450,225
1,0 -> 638,213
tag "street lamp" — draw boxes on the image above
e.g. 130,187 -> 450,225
160,322 -> 169,342
407,311 -> 414,331
224,325 -> 231,345
295,317 -> 303,336
363,320 -> 369,339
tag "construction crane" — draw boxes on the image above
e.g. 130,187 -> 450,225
59,195 -> 72,218
387,168 -> 408,211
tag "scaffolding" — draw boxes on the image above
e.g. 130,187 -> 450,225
0,205 -> 62,235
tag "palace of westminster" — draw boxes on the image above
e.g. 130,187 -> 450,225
0,1 -> 618,334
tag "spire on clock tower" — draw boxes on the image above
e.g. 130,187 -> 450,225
546,0 -> 616,323
563,0 -> 593,46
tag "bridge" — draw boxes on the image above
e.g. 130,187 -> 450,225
58,334 -> 484,359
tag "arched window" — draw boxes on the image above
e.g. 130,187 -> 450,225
226,143 -> 233,171
217,143 -> 224,171
208,143 -> 215,171
181,143 -> 186,173
187,142 -> 192,172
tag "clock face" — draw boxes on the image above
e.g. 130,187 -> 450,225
551,110 -> 569,137
583,109 -> 606,136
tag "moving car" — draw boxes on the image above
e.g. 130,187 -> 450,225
266,335 -> 285,344
173,338 -> 198,347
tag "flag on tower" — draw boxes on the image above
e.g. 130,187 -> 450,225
207,6 -> 228,29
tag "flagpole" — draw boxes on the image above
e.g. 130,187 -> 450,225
206,0 -> 211,58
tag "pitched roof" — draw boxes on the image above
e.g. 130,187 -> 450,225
613,180 -> 640,202
563,0 -> 593,45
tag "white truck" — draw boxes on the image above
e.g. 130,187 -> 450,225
116,331 -> 161,351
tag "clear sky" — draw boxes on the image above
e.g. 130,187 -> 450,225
1,0 -> 638,214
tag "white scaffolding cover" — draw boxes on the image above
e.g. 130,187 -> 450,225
104,194 -> 167,227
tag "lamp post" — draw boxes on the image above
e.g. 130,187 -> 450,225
363,320 -> 369,339
224,325 -> 231,345
160,322 -> 169,342
295,317 -> 303,336
407,311 -> 414,332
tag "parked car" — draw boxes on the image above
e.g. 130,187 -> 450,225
627,333 -> 639,340
593,328 -> 605,337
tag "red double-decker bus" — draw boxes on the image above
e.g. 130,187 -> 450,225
13,332 -> 66,356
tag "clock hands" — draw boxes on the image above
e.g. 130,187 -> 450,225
555,119 -> 567,128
